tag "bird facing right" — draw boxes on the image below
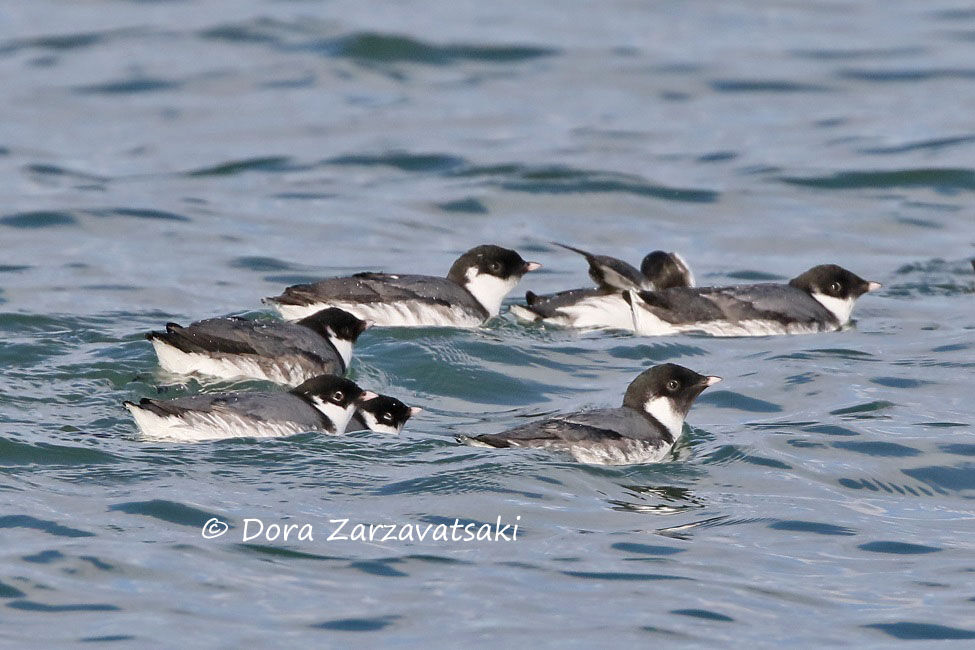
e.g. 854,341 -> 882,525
625,264 -> 882,337
457,363 -> 720,465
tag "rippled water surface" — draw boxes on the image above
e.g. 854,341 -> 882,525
2,0 -> 974,645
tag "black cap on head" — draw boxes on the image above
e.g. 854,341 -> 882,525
358,394 -> 421,429
789,264 -> 880,300
447,245 -> 539,284
291,374 -> 371,408
297,308 -> 370,342
640,251 -> 693,290
623,363 -> 720,416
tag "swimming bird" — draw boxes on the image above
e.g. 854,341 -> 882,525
509,244 -> 694,329
457,363 -> 719,465
348,394 -> 422,435
147,308 -> 370,385
124,375 -> 375,441
265,245 -> 541,327
624,264 -> 881,337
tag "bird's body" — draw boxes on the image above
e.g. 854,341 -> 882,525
147,309 -> 369,385
458,363 -> 720,465
124,375 -> 373,442
266,245 -> 540,327
626,264 -> 881,337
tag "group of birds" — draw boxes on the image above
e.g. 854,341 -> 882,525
125,243 -> 882,465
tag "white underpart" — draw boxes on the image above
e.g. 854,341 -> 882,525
566,439 -> 672,465
464,267 -> 519,318
810,293 -> 856,325
357,410 -> 401,435
126,404 -> 309,442
325,328 -> 354,369
644,396 -> 685,441
152,339 -> 314,385
501,438 -> 671,466
627,293 -> 834,337
547,294 -> 636,330
310,397 -> 357,434
275,300 -> 482,328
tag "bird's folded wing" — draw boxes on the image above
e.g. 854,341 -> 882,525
273,274 -> 459,306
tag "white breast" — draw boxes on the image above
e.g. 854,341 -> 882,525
326,333 -> 354,370
463,268 -> 519,318
810,293 -> 856,325
643,396 -> 685,440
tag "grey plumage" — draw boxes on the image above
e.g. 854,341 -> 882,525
124,374 -> 374,440
137,391 -> 332,430
476,408 -> 667,446
265,245 -> 540,326
626,263 -> 881,335
630,284 -> 835,327
552,242 -> 647,291
272,273 -> 489,319
146,308 -> 369,385
458,363 -> 720,465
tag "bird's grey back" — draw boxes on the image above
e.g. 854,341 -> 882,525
275,273 -> 485,315
189,318 -> 340,366
496,407 -> 662,443
162,392 -> 324,428
645,283 -> 833,325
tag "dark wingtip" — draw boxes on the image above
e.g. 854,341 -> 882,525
551,241 -> 591,258
525,290 -> 538,305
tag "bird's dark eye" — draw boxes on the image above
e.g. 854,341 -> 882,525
829,281 -> 841,293
666,380 -> 680,392
332,390 -> 344,402
488,261 -> 502,273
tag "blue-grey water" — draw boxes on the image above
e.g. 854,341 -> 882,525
2,0 -> 974,646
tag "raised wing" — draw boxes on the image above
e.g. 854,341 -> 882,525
554,242 -> 645,291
